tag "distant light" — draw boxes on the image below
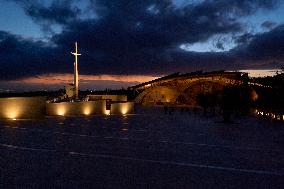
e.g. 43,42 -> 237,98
57,108 -> 65,116
6,110 -> 19,120
271,114 -> 275,118
121,107 -> 128,115
105,110 -> 110,115
239,69 -> 280,77
12,118 -> 17,121
83,107 -> 91,115
251,90 -> 258,101
84,111 -> 90,115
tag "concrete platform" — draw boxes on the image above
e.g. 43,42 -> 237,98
0,109 -> 283,188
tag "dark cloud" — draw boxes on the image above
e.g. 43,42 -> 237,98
0,31 -> 72,80
27,1 -> 79,24
234,33 -> 255,46
215,42 -> 225,50
261,20 -> 277,29
235,25 -> 284,62
7,0 -> 80,33
0,0 -> 283,83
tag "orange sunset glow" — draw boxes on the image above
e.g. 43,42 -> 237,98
8,73 -> 159,86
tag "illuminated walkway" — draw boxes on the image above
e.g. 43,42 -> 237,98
0,108 -> 283,188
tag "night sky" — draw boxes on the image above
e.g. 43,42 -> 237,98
0,0 -> 283,91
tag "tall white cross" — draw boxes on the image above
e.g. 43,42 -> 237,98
71,42 -> 81,100
71,42 -> 81,65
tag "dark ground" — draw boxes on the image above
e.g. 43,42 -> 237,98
0,107 -> 284,189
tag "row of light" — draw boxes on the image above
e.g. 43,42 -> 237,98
3,105 -> 20,120
249,82 -> 272,88
255,109 -> 284,121
56,107 -> 127,116
3,104 -> 131,120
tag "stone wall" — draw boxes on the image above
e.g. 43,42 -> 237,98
46,101 -> 134,116
46,100 -> 107,116
0,97 -> 46,119
0,97 -> 134,118
111,102 -> 135,115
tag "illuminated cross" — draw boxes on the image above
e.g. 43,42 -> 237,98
71,42 -> 81,100
71,42 -> 81,65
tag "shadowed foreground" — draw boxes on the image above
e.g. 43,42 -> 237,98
0,107 -> 283,189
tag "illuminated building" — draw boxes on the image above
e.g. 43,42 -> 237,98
130,71 -> 248,106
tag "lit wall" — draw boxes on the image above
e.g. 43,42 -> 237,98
46,100 -> 134,116
135,86 -> 179,104
111,102 -> 135,115
46,100 -> 108,116
0,97 -> 46,119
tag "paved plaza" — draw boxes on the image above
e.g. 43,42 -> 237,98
1,107 -> 284,188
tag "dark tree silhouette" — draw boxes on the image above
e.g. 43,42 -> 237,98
197,93 -> 208,115
197,92 -> 220,116
253,71 -> 284,120
221,85 -> 251,123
